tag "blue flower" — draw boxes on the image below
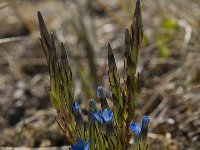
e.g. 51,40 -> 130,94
141,116 -> 150,130
97,86 -> 105,98
130,116 -> 150,137
99,109 -> 114,123
129,123 -> 141,137
96,86 -> 109,110
72,101 -> 81,114
71,138 -> 90,150
72,101 -> 83,126
91,109 -> 113,123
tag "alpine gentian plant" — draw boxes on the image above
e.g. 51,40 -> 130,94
38,0 -> 150,149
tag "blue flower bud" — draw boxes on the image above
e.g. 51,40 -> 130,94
141,115 -> 150,130
72,101 -> 83,126
96,86 -> 109,110
97,86 -> 105,98
72,101 -> 81,114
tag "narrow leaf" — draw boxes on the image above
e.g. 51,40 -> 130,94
37,11 -> 51,65
107,42 -> 123,124
60,42 -> 74,114
123,1 -> 143,146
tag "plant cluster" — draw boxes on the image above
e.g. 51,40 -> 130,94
37,0 -> 149,149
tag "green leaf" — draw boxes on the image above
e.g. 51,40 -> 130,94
89,122 -> 95,150
60,43 -> 74,114
37,11 -> 50,65
38,11 -> 76,144
107,42 -> 123,124
49,33 -> 60,99
124,0 -> 142,124
123,1 -> 143,148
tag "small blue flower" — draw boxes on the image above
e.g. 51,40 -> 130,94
99,109 -> 113,123
130,116 -> 150,137
72,101 -> 83,126
72,101 -> 81,114
96,86 -> 109,110
141,116 -> 150,129
129,123 -> 141,137
71,138 -> 90,150
91,109 -> 113,124
97,86 -> 105,98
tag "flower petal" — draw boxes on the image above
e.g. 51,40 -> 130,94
97,110 -> 102,115
71,145 -> 83,150
76,137 -> 84,148
98,114 -> 106,123
91,112 -> 101,122
84,139 -> 90,150
130,123 -> 141,136
102,109 -> 110,122
109,110 -> 114,121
